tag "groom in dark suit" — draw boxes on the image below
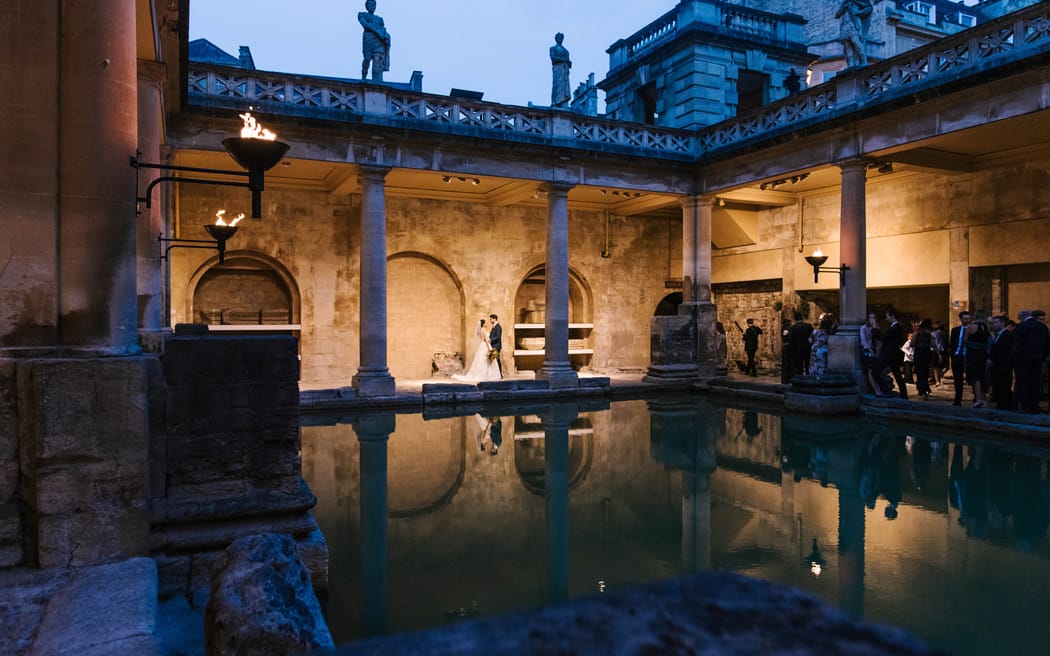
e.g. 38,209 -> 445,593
488,313 -> 503,378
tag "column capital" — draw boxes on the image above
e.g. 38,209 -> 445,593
836,158 -> 870,174
358,164 -> 392,183
542,181 -> 576,195
136,59 -> 167,87
679,194 -> 718,210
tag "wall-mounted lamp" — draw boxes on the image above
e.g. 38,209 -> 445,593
132,112 -> 289,219
159,210 -> 242,264
804,248 -> 850,285
442,175 -> 481,185
760,172 -> 809,191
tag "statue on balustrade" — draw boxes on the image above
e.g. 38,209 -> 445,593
550,32 -> 572,108
359,0 -> 391,81
835,0 -> 873,68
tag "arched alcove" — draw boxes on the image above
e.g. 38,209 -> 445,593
387,413 -> 466,518
189,251 -> 300,327
388,252 -> 464,380
654,292 -> 682,316
511,265 -> 594,372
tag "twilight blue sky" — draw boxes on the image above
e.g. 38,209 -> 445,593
189,0 -> 678,108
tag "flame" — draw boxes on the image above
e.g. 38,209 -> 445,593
238,112 -> 277,140
812,248 -> 823,257
214,209 -> 245,226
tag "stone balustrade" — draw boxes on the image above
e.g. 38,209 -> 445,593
186,3 -> 1050,161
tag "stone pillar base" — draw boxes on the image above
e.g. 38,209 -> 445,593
646,302 -> 718,381
352,372 -> 397,397
537,367 -> 579,389
785,372 -> 860,415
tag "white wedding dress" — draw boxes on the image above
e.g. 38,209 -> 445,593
452,323 -> 502,382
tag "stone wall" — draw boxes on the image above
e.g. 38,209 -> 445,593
0,359 -> 20,566
12,357 -> 154,568
171,189 -> 678,386
714,280 -> 784,374
154,332 -> 324,599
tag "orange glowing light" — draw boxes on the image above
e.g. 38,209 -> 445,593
214,209 -> 245,226
238,112 -> 277,140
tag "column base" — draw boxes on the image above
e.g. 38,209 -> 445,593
352,371 -> 397,397
537,365 -> 578,389
644,363 -> 699,383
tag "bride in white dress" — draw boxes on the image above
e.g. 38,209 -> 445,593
453,318 -> 502,382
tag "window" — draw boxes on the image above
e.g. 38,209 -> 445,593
636,82 -> 659,125
737,70 -> 768,116
956,12 -> 976,27
905,1 -> 936,24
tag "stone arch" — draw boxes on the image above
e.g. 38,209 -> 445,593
510,264 -> 594,372
387,413 -> 467,518
388,251 -> 465,380
186,250 -> 301,326
512,416 -> 595,496
654,292 -> 682,316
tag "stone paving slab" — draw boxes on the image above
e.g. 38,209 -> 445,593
0,558 -> 158,656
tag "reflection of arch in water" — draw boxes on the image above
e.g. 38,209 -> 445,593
187,250 -> 301,325
387,413 -> 467,518
654,292 -> 682,317
512,415 -> 595,495
388,251 -> 465,379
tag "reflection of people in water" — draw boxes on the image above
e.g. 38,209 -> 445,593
879,436 -> 905,519
472,414 -> 502,455
909,436 -> 931,493
743,410 -> 762,439
1012,455 -> 1049,550
488,417 -> 502,454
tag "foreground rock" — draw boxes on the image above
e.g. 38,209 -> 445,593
205,533 -> 333,656
338,571 -> 943,655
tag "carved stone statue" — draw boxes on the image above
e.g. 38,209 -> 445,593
359,0 -> 390,81
835,0 -> 872,68
550,32 -> 572,108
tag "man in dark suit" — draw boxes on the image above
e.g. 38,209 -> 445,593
948,311 -> 971,406
1012,309 -> 1047,413
488,313 -> 503,378
786,311 -> 813,379
987,314 -> 1014,410
875,309 -> 907,399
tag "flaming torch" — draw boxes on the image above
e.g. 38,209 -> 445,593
204,209 -> 244,264
222,112 -> 289,218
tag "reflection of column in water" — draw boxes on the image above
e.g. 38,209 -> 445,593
648,400 -> 719,574
355,414 -> 395,637
543,405 -> 576,603
837,487 -> 866,619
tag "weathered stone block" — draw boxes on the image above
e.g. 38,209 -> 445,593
205,534 -> 334,656
17,357 -> 151,568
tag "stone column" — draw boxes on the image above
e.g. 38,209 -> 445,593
355,414 -> 395,637
58,0 -> 140,353
136,60 -> 167,352
681,195 -> 714,305
645,195 -> 718,381
539,183 -> 578,389
352,166 -> 396,397
827,159 -> 867,382
543,405 -> 576,603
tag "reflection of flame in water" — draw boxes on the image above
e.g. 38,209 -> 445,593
214,209 -> 244,226
238,112 -> 276,140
